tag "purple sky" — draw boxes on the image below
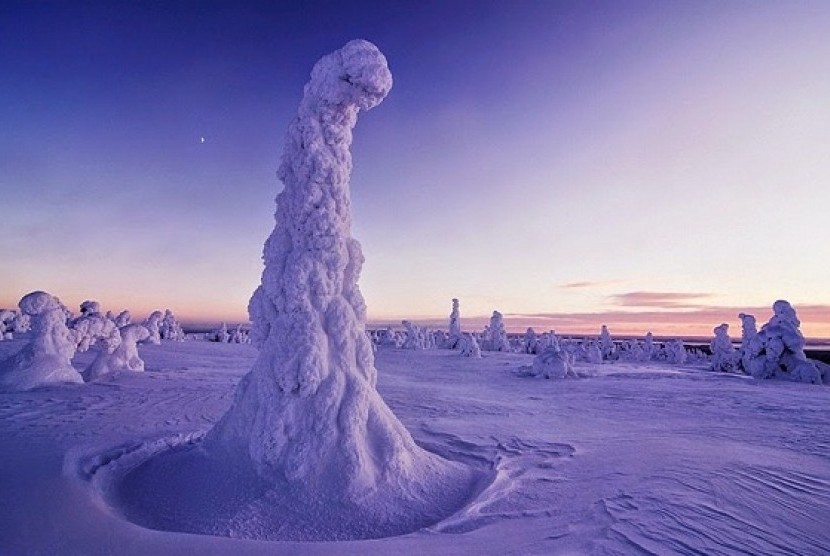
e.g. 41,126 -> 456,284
2,1 -> 830,337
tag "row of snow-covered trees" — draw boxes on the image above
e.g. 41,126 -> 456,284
708,301 -> 829,385
208,322 -> 251,344
372,298 -> 829,386
0,291 -> 187,391
370,299 -> 700,364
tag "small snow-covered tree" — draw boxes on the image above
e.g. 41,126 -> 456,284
0,291 -> 83,390
642,331 -> 655,361
483,310 -> 510,352
71,311 -> 120,353
527,347 -> 575,379
710,323 -> 737,372
213,322 -> 230,343
143,311 -> 163,345
11,310 -> 30,335
114,310 -> 131,328
586,341 -> 603,364
664,339 -> 687,364
79,300 -> 101,317
737,312 -> 759,373
160,309 -> 185,341
402,320 -> 425,350
459,332 -> 482,358
599,325 -> 615,360
85,324 -> 151,381
448,298 -> 462,349
0,309 -> 14,340
523,327 -> 538,354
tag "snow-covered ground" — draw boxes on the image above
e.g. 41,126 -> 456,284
1,338 -> 828,555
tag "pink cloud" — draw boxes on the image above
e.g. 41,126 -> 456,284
610,291 -> 716,309
559,280 -> 623,289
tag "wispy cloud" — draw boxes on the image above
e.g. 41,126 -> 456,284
609,291 -> 716,309
559,280 -> 623,290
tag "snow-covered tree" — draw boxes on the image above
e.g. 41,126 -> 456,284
586,341 -> 603,364
599,325 -> 615,360
114,310 -> 131,328
212,322 -> 230,343
160,309 -> 185,341
79,300 -> 101,317
402,320 -> 425,350
70,311 -> 119,353
538,330 -> 561,353
203,40 -> 477,538
84,324 -> 151,381
459,332 -> 482,358
483,310 -> 510,352
523,327 -> 538,354
0,309 -> 14,340
11,310 -> 30,335
737,312 -> 758,372
642,331 -> 655,361
664,339 -> 687,364
710,323 -> 737,372
448,298 -> 462,349
143,311 -> 163,345
0,291 -> 83,391
525,346 -> 576,379
744,301 -> 823,384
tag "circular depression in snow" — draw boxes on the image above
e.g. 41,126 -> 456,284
90,435 -> 492,542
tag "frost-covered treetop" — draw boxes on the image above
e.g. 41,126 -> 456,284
302,39 -> 393,112
20,291 -> 61,316
770,299 -> 800,328
254,39 -> 393,367
80,300 -> 101,316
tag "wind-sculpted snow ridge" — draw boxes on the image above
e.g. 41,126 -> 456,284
0,291 -> 83,391
113,40 -> 485,541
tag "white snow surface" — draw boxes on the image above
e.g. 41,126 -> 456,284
1,339 -> 830,554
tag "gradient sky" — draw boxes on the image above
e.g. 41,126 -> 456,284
2,1 -> 830,337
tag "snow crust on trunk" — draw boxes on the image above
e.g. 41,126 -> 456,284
118,39 -> 484,541
0,291 -> 83,391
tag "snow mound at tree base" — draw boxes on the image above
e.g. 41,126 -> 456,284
109,438 -> 489,541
